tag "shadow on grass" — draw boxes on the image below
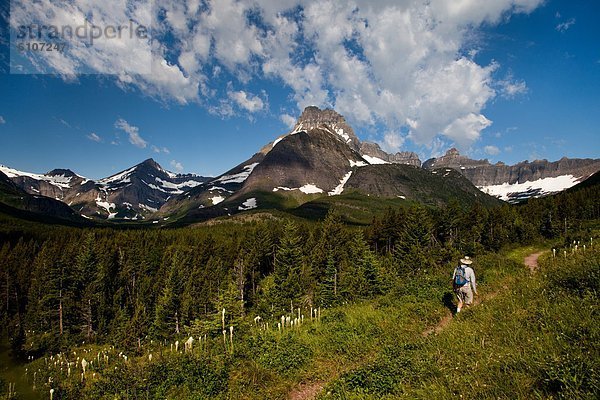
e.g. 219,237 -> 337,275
442,292 -> 457,315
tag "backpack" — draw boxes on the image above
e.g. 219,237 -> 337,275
454,265 -> 469,287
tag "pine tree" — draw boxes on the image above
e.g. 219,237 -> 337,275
344,231 -> 381,298
152,250 -> 184,339
393,205 -> 433,275
273,220 -> 304,310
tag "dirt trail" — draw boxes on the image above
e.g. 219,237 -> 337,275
289,250 -> 545,400
289,382 -> 325,400
423,251 -> 545,337
421,286 -> 503,338
524,251 -> 544,272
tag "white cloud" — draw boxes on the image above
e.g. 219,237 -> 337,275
280,113 -> 297,129
151,145 -> 170,154
114,118 -> 147,149
10,0 -> 153,76
228,90 -> 265,113
170,160 -> 184,173
87,132 -> 102,142
0,116 -> 5,124
484,145 -> 500,155
442,113 -> 493,148
380,131 -> 405,153
12,0 -> 544,149
58,118 -> 71,128
556,18 -> 576,33
498,75 -> 528,98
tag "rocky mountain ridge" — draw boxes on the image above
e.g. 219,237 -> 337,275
0,159 -> 210,220
2,107 -> 598,220
422,148 -> 600,202
0,170 -> 83,221
160,108 -> 502,220
359,142 -> 422,167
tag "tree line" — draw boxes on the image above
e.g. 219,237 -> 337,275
0,179 -> 597,355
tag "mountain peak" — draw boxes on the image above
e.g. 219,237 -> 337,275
46,168 -> 77,177
139,158 -> 159,167
293,106 -> 360,150
445,148 -> 461,157
297,106 -> 346,125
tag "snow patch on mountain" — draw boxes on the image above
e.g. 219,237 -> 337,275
272,137 -> 284,148
299,184 -> 323,194
349,159 -> 368,167
329,171 -> 352,196
207,186 -> 233,193
362,155 -> 389,165
272,185 -> 323,194
139,203 -> 158,213
238,198 -> 257,211
95,195 -> 116,214
99,166 -> 136,186
215,163 -> 259,184
479,175 -> 582,202
155,177 -> 182,192
211,195 -> 225,205
0,165 -> 76,189
332,125 -> 351,143
156,164 -> 178,179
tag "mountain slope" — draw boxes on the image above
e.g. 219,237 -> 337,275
423,148 -> 600,202
234,127 -> 367,197
359,142 -> 422,166
345,164 -> 501,207
0,170 -> 86,222
1,159 -> 209,220
160,107 -> 502,224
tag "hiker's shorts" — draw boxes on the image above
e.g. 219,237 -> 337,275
456,284 -> 473,305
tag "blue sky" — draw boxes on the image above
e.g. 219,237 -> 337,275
0,0 -> 598,179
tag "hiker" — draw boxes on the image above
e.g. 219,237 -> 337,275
452,256 -> 477,313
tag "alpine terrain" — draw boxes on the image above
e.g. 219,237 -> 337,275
0,159 -> 209,220
1,107 -> 598,223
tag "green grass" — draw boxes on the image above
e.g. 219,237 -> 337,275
321,247 -> 600,399
12,249 -> 537,399
7,246 -> 598,399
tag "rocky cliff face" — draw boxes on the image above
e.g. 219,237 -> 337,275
236,127 -> 366,197
422,148 -> 490,171
423,148 -> 600,186
0,170 -> 83,221
0,159 -> 210,219
293,106 -> 362,153
162,107 -> 502,218
423,148 -> 600,202
360,142 -> 422,167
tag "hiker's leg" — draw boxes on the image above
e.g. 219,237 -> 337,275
455,291 -> 463,313
463,286 -> 473,306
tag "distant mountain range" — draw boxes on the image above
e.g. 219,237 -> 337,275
0,169 -> 84,223
422,148 -> 600,202
0,159 -> 209,220
1,106 -> 598,223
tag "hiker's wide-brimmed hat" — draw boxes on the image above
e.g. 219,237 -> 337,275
460,256 -> 473,265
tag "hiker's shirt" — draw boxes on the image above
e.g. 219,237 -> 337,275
453,266 -> 477,292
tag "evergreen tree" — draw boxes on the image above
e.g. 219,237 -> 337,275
393,205 -> 433,275
152,250 -> 184,339
273,220 -> 304,310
